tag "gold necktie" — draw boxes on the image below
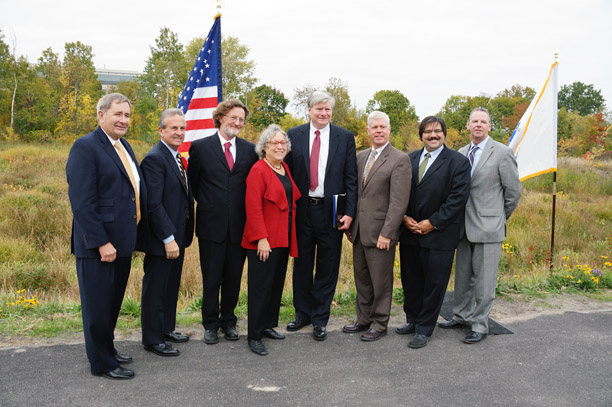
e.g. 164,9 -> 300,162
418,153 -> 430,183
363,149 -> 377,185
114,141 -> 141,224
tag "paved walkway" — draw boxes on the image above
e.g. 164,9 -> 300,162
1,310 -> 611,407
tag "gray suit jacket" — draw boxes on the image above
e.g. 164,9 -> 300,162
458,138 -> 522,243
350,144 -> 411,247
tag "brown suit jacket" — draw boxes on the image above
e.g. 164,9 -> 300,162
350,143 -> 412,247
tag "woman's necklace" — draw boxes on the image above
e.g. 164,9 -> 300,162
264,157 -> 282,171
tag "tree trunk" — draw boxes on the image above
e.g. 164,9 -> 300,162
10,71 -> 16,129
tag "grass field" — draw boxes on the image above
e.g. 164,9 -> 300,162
1,142 -> 611,337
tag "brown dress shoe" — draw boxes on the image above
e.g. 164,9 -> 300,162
342,322 -> 369,333
360,328 -> 387,342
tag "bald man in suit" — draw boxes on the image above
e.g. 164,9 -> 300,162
439,107 -> 521,344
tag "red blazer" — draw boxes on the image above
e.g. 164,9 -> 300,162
242,159 -> 301,257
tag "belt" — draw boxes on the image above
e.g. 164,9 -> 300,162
308,197 -> 324,205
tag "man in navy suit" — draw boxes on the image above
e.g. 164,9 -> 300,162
187,99 -> 258,344
140,108 -> 194,356
397,116 -> 471,349
66,93 -> 147,379
284,90 -> 358,341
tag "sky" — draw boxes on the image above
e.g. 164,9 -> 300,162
2,0 -> 611,119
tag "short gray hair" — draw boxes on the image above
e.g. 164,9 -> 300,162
367,111 -> 390,127
255,124 -> 291,158
159,108 -> 185,128
469,106 -> 491,122
97,93 -> 131,113
307,90 -> 335,109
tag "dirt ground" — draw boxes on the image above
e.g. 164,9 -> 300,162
2,292 -> 611,350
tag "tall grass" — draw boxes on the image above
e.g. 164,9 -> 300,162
1,144 -> 611,331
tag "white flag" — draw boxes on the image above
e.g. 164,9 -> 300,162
507,62 -> 558,181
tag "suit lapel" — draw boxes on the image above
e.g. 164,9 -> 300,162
300,125 -> 311,178
97,128 -> 131,182
363,144 -> 389,189
325,125 -> 340,175
209,132 -> 231,171
420,146 -> 448,183
160,141 -> 189,195
472,140 -> 494,177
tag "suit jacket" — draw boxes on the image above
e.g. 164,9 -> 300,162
140,141 -> 195,256
458,138 -> 522,243
350,144 -> 411,247
66,127 -> 148,258
285,123 -> 357,229
187,132 -> 258,244
242,160 -> 301,258
400,145 -> 471,251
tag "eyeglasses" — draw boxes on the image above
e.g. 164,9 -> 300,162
423,129 -> 444,135
269,141 -> 288,147
225,115 -> 245,124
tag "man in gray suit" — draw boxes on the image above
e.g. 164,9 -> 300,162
342,111 -> 411,341
439,107 -> 521,344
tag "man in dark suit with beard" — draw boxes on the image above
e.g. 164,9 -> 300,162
284,90 -> 358,341
140,108 -> 194,356
397,116 -> 471,349
187,99 -> 258,344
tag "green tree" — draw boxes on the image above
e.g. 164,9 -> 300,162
366,90 -> 418,135
55,41 -> 101,137
221,36 -> 256,100
141,28 -> 189,110
246,84 -> 289,130
558,81 -> 606,115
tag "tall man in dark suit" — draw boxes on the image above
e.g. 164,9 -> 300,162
398,116 -> 471,349
342,111 -> 411,341
140,108 -> 194,356
187,99 -> 258,344
285,90 -> 358,341
66,93 -> 147,379
439,107 -> 521,344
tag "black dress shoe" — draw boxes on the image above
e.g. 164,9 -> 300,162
248,340 -> 268,356
395,323 -> 416,335
221,326 -> 239,341
287,318 -> 311,332
313,325 -> 327,341
204,329 -> 219,344
263,328 -> 285,340
463,331 -> 487,344
343,322 -> 369,333
438,319 -> 465,329
408,333 -> 430,349
93,366 -> 135,380
144,343 -> 180,357
164,331 -> 189,343
114,353 -> 132,364
360,329 -> 387,342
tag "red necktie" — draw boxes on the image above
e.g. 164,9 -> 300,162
224,142 -> 234,171
310,130 -> 320,191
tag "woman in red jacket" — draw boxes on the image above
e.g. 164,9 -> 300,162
242,124 -> 301,356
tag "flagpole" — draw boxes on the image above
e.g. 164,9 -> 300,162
549,51 -> 559,271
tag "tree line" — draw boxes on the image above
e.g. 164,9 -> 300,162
0,28 -> 609,158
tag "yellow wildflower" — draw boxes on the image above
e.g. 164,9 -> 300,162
592,276 -> 599,284
562,256 -> 569,261
605,262 -> 612,267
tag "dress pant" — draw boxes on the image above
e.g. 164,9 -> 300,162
247,247 -> 289,341
453,236 -> 502,334
141,251 -> 184,346
76,256 -> 131,374
400,243 -> 454,337
292,202 -> 343,326
352,235 -> 395,332
198,232 -> 246,330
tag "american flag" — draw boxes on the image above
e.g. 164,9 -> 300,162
177,14 -> 222,162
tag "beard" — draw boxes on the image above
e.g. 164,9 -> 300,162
220,123 -> 241,139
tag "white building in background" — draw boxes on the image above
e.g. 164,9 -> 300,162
95,69 -> 140,92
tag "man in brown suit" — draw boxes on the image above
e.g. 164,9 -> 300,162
343,111 -> 411,341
